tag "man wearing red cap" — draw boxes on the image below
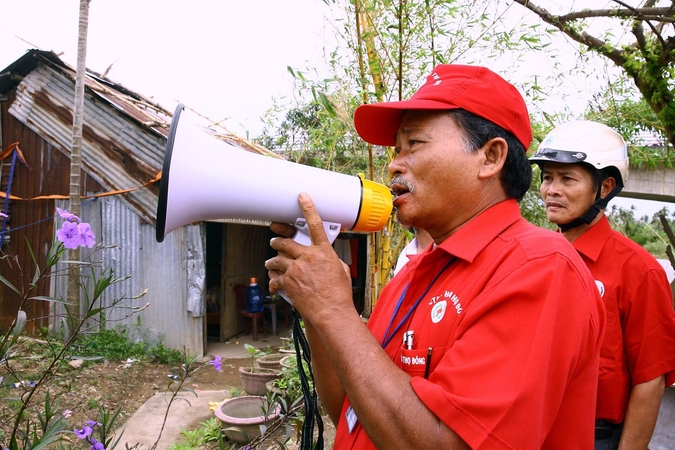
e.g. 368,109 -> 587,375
266,65 -> 605,449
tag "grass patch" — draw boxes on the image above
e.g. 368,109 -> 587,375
73,328 -> 182,364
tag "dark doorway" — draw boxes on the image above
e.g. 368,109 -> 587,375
205,222 -> 223,341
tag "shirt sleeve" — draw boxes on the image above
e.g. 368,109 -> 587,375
622,267 -> 675,386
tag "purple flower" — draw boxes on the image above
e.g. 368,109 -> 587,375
209,355 -> 222,371
78,222 -> 96,248
54,207 -> 96,249
56,207 -> 81,223
74,425 -> 93,439
57,221 -> 83,249
90,438 -> 105,450
85,419 -> 102,428
56,220 -> 97,249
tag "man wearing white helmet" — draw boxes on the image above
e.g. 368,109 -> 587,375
531,120 -> 675,450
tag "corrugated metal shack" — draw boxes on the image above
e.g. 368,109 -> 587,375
0,49 -> 298,356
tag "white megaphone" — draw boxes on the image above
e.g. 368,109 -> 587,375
156,103 -> 393,253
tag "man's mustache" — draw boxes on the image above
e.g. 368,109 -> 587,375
389,176 -> 415,195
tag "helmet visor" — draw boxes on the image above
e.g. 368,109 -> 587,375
529,148 -> 587,164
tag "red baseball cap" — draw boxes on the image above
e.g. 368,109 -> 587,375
354,64 -> 532,150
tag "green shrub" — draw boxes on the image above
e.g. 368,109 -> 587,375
74,328 -> 181,364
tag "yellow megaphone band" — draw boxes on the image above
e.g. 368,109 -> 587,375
352,174 -> 393,232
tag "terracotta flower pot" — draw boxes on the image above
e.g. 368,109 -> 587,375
255,353 -> 286,370
280,355 -> 296,370
214,396 -> 281,444
238,367 -> 280,395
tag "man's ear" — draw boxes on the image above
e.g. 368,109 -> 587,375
601,176 -> 617,198
478,137 -> 508,180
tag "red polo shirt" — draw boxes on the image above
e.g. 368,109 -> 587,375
572,215 -> 675,424
333,199 -> 604,449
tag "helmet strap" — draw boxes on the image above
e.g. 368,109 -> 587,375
559,205 -> 602,232
558,183 -> 622,232
595,184 -> 622,210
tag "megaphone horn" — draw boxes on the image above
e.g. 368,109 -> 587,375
156,104 -> 393,246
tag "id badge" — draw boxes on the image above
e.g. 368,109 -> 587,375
346,405 -> 358,433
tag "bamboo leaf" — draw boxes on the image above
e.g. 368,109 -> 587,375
0,273 -> 22,296
45,242 -> 65,268
29,296 -> 74,305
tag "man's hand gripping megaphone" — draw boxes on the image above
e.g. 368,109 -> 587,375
265,192 -> 354,321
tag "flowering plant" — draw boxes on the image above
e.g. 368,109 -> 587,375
0,207 -> 210,450
55,207 -> 96,250
74,419 -> 104,450
0,209 -> 145,450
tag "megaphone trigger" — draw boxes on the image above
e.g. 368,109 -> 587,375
277,219 -> 342,305
291,219 -> 341,247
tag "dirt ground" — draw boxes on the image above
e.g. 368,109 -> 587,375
71,356 -> 251,426
0,349 -> 249,442
1,341 -> 336,448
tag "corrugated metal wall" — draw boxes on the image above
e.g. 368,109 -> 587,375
100,196 -> 145,324
51,196 -> 204,355
139,221 -> 204,354
1,60 -> 206,354
0,90 -> 103,332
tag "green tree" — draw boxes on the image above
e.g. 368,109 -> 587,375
512,0 -> 675,154
257,85 -> 380,176
607,204 -> 675,259
584,76 -> 675,169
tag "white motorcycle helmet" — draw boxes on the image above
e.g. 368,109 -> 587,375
530,120 -> 629,231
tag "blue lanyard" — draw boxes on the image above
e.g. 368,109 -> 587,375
380,257 -> 455,349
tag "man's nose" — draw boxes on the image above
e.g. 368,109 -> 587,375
388,152 -> 405,175
543,179 -> 562,196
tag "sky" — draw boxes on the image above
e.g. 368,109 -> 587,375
1,0 -> 672,218
0,0 -> 333,138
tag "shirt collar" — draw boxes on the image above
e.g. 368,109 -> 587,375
434,199 -> 522,263
572,214 -> 612,262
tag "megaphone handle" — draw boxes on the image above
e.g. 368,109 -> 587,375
278,219 -> 342,304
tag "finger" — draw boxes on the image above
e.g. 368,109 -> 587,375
265,256 -> 287,293
264,254 -> 288,273
298,192 -> 331,246
266,268 -> 283,293
270,222 -> 296,238
269,236 -> 299,258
